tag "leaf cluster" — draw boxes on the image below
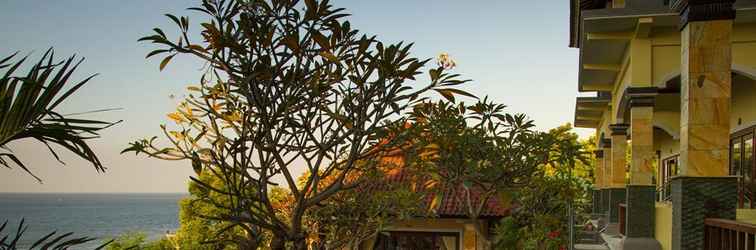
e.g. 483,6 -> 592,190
0,50 -> 119,182
0,219 -> 111,250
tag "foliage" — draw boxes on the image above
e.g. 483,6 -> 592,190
125,0 -> 470,248
490,217 -> 519,250
0,219 -> 110,250
105,232 -> 173,250
491,124 -> 593,250
402,98 -> 555,246
302,164 -> 425,249
174,170 -> 256,249
0,50 -> 118,182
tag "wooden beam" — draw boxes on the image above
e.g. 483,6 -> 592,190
584,64 -> 622,71
583,82 -> 614,91
586,31 -> 634,41
576,115 -> 602,121
635,17 -> 653,38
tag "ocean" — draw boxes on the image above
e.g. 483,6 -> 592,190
0,193 -> 186,249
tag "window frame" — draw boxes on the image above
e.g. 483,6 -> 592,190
659,154 -> 679,202
372,231 -> 461,250
731,126 -> 756,209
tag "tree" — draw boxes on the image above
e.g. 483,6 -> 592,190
124,0 -> 469,248
301,162 -> 425,249
0,50 -> 116,249
404,98 -> 555,248
105,232 -> 173,250
491,124 -> 592,250
175,170 -> 250,250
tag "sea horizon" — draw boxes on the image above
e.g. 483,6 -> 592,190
0,193 -> 187,248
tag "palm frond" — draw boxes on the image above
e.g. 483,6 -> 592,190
0,219 -> 112,250
0,49 -> 120,182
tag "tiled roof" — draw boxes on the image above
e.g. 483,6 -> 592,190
373,153 -> 510,218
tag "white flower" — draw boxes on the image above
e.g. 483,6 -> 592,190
437,52 -> 456,69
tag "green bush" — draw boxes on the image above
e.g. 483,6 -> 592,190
105,232 -> 174,250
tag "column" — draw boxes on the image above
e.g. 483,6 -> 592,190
601,138 -> 613,216
608,124 -> 628,224
594,150 -> 605,215
670,1 -> 738,249
624,98 -> 662,249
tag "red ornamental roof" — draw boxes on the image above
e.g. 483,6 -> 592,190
377,154 -> 510,218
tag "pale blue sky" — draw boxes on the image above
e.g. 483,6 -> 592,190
0,0 -> 588,193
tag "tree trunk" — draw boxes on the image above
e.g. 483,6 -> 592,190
292,239 -> 308,250
472,218 -> 492,250
234,234 -> 259,250
270,235 -> 286,250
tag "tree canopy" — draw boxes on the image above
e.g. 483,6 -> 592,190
124,0 -> 471,248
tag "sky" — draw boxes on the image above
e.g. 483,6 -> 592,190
0,0 -> 589,193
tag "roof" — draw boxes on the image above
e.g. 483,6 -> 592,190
569,0 -> 609,48
371,150 -> 510,218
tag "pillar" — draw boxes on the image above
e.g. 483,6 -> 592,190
594,150 -> 605,215
608,124 -> 628,224
600,138 -> 613,216
624,96 -> 663,249
670,1 -> 738,249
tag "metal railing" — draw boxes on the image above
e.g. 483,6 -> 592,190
657,183 -> 671,202
704,218 -> 756,250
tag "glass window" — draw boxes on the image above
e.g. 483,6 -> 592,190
374,231 -> 459,250
744,137 -> 753,208
730,129 -> 756,209
732,139 -> 742,177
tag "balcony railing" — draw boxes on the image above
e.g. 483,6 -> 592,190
657,183 -> 672,202
704,218 -> 756,250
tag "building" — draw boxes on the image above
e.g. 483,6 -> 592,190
571,0 -> 756,249
360,145 -> 509,250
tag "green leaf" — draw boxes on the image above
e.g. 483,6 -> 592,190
152,28 -> 167,38
145,49 -> 169,59
312,30 -> 330,49
429,67 -> 441,81
320,51 -> 338,63
165,14 -> 182,28
436,89 -> 455,103
191,152 -> 202,175
438,88 -> 477,99
159,54 -> 175,71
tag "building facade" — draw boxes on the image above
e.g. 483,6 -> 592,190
571,0 -> 756,249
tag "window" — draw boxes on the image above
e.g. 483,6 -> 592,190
731,127 -> 756,209
658,155 -> 678,202
373,231 -> 459,250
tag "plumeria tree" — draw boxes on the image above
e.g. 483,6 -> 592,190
124,0 -> 469,248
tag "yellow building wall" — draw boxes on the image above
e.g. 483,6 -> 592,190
612,61 -> 632,123
654,127 -> 680,161
732,74 -> 756,131
737,209 -> 756,225
651,45 -> 679,87
655,202 -> 673,250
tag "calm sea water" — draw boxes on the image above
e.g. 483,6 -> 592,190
0,193 -> 186,249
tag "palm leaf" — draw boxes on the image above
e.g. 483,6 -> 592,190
0,219 -> 111,250
0,49 -> 119,182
